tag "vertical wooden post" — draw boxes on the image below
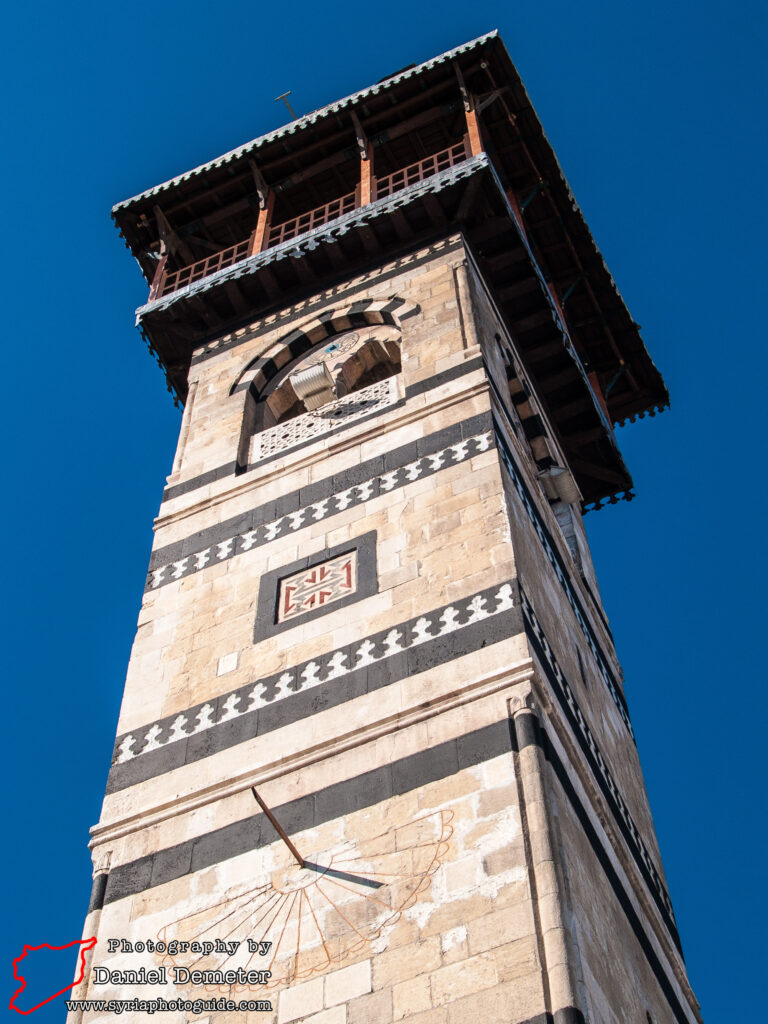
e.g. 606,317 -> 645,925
360,151 -> 374,205
464,105 -> 483,156
351,111 -> 375,206
454,63 -> 483,156
249,190 -> 275,255
148,251 -> 168,301
248,159 -> 275,254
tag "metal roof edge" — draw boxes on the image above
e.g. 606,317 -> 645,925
112,30 -> 498,214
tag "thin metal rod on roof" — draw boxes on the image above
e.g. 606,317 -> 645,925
275,91 -> 298,120
112,33 -> 497,212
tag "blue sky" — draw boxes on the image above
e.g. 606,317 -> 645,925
2,1 -> 765,1020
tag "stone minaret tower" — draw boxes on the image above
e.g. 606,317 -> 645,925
71,31 -> 701,1024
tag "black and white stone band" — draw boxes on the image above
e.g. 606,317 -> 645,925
109,580 -> 521,793
147,418 -> 493,592
146,409 -> 633,753
100,712 -> 689,1024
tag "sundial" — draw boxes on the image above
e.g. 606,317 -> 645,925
155,790 -> 453,991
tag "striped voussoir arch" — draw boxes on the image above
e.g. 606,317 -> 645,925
230,298 -> 420,397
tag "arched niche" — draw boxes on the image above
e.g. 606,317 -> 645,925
237,324 -> 402,469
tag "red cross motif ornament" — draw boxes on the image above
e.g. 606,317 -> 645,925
278,552 -> 357,623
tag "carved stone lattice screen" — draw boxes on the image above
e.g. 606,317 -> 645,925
250,376 -> 399,463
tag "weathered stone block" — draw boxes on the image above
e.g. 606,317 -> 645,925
393,974 -> 433,1020
430,954 -> 498,1006
278,977 -> 324,1023
324,959 -> 372,1007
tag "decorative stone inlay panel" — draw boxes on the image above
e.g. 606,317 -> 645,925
249,376 -> 399,463
278,551 -> 357,623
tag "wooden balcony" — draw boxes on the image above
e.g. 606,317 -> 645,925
267,191 -> 357,246
150,141 -> 470,301
374,142 -> 467,199
157,240 -> 251,299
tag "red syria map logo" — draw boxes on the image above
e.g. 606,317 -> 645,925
9,937 -> 97,1014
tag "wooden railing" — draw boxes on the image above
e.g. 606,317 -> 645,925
152,141 -> 469,300
157,239 -> 251,298
267,191 -> 357,246
374,141 -> 468,199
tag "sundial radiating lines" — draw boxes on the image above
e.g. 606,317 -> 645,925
156,809 -> 453,990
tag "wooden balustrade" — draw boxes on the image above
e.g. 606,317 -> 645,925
267,191 -> 357,246
152,142 -> 470,300
157,239 -> 251,298
374,141 -> 468,200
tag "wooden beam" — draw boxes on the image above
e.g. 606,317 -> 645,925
181,233 -> 221,254
454,61 -> 472,113
249,190 -> 275,255
496,278 -> 540,302
257,265 -> 281,300
453,63 -> 483,156
267,101 -> 458,196
291,250 -> 317,286
360,157 -> 374,206
148,253 -> 168,302
475,87 -> 509,114
504,188 -> 526,236
568,456 -> 628,488
350,111 -> 369,160
323,238 -> 347,271
224,280 -> 249,316
153,205 -> 195,264
510,309 -> 554,332
587,370 -> 612,425
549,397 -> 592,421
423,192 -> 447,227
188,293 -> 218,330
351,111 -> 375,206
465,107 -> 483,156
358,222 -> 382,257
564,426 -> 607,448
248,159 -> 270,209
475,227 -> 528,254
390,208 -> 413,241
523,339 -> 569,363
455,175 -> 482,222
538,366 -> 582,391
370,100 -> 458,147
